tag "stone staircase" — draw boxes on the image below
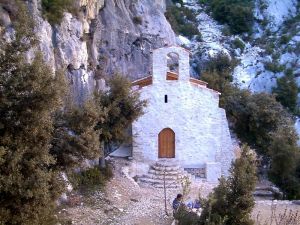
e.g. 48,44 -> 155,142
138,160 -> 192,188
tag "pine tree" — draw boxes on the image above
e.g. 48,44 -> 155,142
199,145 -> 257,225
272,69 -> 298,113
268,127 -> 300,199
50,99 -> 105,170
95,74 -> 147,159
0,2 -> 65,224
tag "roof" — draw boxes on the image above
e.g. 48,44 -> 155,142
131,72 -> 220,95
153,45 -> 192,56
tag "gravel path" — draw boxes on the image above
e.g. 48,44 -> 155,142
59,158 -> 300,225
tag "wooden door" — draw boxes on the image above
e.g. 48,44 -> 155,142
158,128 -> 175,158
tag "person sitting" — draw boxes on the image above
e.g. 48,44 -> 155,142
172,193 -> 183,211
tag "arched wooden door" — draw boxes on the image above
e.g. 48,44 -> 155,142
158,128 -> 175,158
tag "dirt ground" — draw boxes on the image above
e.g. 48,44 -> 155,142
59,158 -> 300,225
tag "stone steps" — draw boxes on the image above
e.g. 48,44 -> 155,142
139,177 -> 179,186
151,164 -> 181,172
148,169 -> 180,176
138,160 -> 191,188
142,173 -> 183,181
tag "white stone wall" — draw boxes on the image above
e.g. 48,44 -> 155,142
132,46 -> 235,177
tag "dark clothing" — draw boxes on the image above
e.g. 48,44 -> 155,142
172,198 -> 181,210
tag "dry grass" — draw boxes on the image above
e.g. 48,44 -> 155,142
253,202 -> 300,225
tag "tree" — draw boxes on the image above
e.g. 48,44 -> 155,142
41,0 -> 77,25
95,74 -> 147,166
202,54 -> 300,199
0,2 -> 65,223
272,69 -> 298,113
209,0 -> 254,34
199,145 -> 257,225
268,127 -> 300,199
223,90 -> 291,154
201,53 -> 236,93
50,99 -> 105,170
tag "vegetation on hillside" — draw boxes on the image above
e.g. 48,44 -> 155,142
50,100 -> 104,170
165,2 -> 201,39
201,0 -> 255,34
177,145 -> 257,225
272,69 -> 298,113
95,75 -> 147,158
41,0 -> 77,25
199,145 -> 257,225
0,3 -> 65,224
201,54 -> 300,199
0,2 -> 147,223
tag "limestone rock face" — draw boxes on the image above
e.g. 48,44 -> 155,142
92,0 -> 176,80
1,0 -> 176,102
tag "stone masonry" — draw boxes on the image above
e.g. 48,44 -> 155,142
131,46 -> 235,182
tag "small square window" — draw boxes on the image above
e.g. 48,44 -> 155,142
165,95 -> 168,103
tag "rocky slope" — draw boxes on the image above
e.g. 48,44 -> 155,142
0,0 -> 176,103
1,0 -> 300,117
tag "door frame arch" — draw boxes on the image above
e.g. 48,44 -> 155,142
158,128 -> 175,158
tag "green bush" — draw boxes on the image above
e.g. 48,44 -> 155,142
268,127 -> 300,199
232,38 -> 245,51
201,53 -> 237,92
201,54 -> 300,199
264,61 -> 285,73
272,69 -> 298,112
199,145 -> 257,225
42,0 -> 77,25
0,3 -> 65,224
206,0 -> 254,34
280,34 -> 291,45
175,206 -> 200,225
68,165 -> 113,193
165,5 -> 200,38
133,16 -> 143,25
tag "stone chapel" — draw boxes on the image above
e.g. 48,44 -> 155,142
113,46 -> 235,183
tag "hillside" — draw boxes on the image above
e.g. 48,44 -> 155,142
1,0 -> 300,224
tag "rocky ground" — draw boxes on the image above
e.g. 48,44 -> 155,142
59,158 -> 300,225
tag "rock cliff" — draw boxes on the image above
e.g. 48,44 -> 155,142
0,0 -> 176,102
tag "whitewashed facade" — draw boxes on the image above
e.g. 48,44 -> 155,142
128,46 -> 234,182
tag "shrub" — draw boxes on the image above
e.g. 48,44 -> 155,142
202,54 -> 300,199
175,206 -> 200,225
232,38 -> 245,51
133,16 -> 143,25
280,34 -> 291,45
268,127 -> 300,199
0,3 -> 65,224
201,53 -> 237,92
68,165 -> 113,193
50,100 -> 104,170
95,74 -> 147,158
207,0 -> 254,34
272,69 -> 298,112
42,0 -> 77,25
199,145 -> 257,225
264,61 -> 285,73
165,5 -> 200,38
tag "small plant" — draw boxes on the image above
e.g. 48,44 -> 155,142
165,5 -> 200,38
207,0 -> 254,34
42,0 -> 77,25
280,35 -> 291,45
255,204 -> 300,225
264,61 -> 285,73
68,165 -> 113,193
180,175 -> 191,200
195,34 -> 203,42
232,38 -> 245,51
133,16 -> 143,25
